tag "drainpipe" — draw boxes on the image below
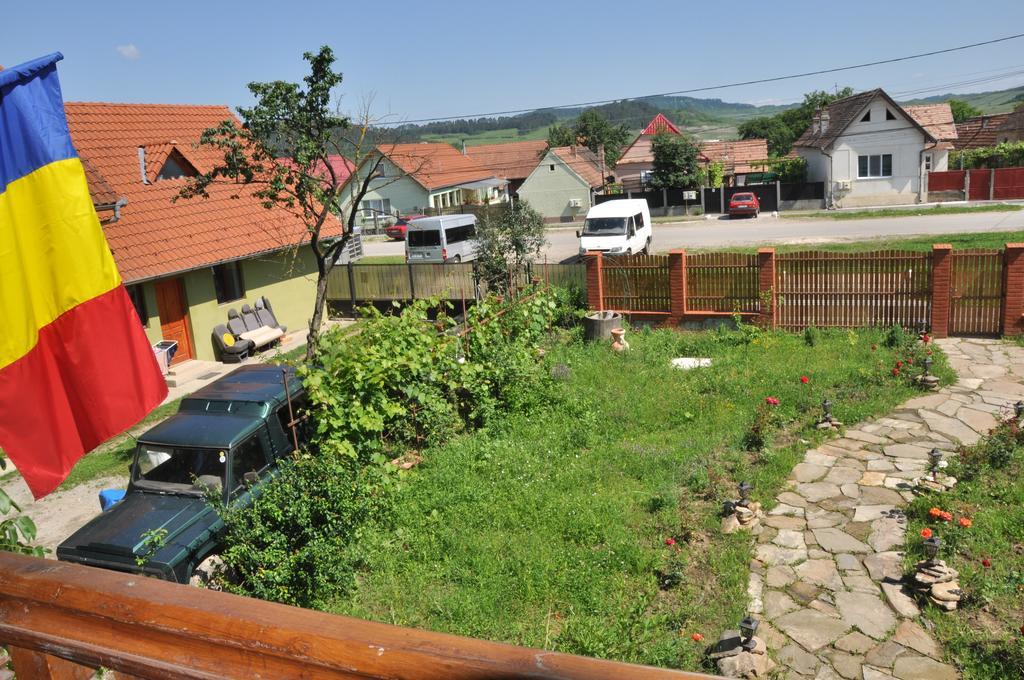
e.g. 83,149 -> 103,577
822,147 -> 834,209
137,147 -> 149,184
919,140 -> 937,204
96,197 -> 129,224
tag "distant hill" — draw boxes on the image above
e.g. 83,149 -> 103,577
390,83 -> 1024,146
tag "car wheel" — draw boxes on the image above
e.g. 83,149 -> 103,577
452,255 -> 462,264
642,238 -> 651,255
625,248 -> 632,256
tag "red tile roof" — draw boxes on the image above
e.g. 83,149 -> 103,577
794,89 -> 935,150
699,139 -> 769,174
66,102 -> 340,283
954,113 -> 1012,149
466,140 -> 548,180
549,146 -> 605,188
904,104 -> 957,142
640,113 -> 680,135
381,142 -> 495,190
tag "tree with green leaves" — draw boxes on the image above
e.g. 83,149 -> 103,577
649,132 -> 703,189
947,99 -> 982,123
0,454 -> 43,557
473,201 -> 546,294
546,110 -> 631,167
179,47 -> 409,362
739,88 -> 855,156
546,122 -> 576,148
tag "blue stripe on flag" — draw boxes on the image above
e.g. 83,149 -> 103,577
0,52 -> 77,194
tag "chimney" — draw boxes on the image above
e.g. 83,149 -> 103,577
811,112 -> 821,135
820,110 -> 830,134
137,146 -> 150,184
461,139 -> 466,155
571,145 -> 577,157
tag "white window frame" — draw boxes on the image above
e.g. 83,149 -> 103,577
857,154 -> 893,179
358,198 -> 392,218
639,169 -> 654,186
924,153 -> 933,173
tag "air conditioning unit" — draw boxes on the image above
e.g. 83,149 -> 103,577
837,180 -> 852,190
568,198 -> 582,208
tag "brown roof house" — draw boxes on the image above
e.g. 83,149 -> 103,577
615,114 -> 768,191
793,89 -> 950,208
954,113 -> 1012,150
516,146 -> 606,222
466,140 -> 549,195
336,142 -> 508,223
65,102 -> 341,365
994,109 -> 1024,144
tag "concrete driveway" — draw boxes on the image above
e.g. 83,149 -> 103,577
363,208 -> 1024,263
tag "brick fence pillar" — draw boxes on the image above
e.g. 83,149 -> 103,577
930,244 -> 953,338
585,251 -> 604,311
757,248 -> 776,329
1002,243 -> 1024,336
668,249 -> 688,322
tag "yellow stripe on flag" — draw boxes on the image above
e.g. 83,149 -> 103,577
0,158 -> 121,369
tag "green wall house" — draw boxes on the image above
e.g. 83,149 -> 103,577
517,146 -> 605,222
66,102 -> 338,366
338,143 -> 508,224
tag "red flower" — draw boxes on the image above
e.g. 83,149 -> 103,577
928,507 -> 943,519
923,334 -> 931,344
896,361 -> 904,369
871,344 -> 878,351
765,396 -> 780,406
691,633 -> 704,642
920,527 -> 933,539
982,558 -> 992,568
892,368 -> 901,377
664,537 -> 676,546
940,511 -> 953,522
927,350 -> 933,355
800,375 -> 809,384
906,358 -> 913,365
958,517 -> 972,528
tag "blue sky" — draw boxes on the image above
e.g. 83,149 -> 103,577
4,0 -> 1024,122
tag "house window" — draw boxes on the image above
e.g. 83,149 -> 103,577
358,198 -> 392,218
127,284 -> 148,327
212,262 -> 245,304
549,164 -> 555,172
857,154 -> 893,178
639,170 -> 654,186
156,151 -> 197,181
861,110 -> 871,122
886,109 -> 897,121
924,154 -> 933,172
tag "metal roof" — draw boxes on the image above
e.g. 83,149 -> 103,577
138,412 -> 264,450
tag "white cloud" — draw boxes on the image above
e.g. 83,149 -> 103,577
116,44 -> 140,60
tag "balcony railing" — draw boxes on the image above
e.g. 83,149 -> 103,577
0,552 -> 722,679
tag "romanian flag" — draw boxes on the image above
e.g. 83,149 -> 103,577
0,53 -> 167,498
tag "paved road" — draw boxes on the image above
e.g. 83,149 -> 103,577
363,209 -> 1024,263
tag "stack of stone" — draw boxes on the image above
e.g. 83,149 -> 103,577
815,414 -> 843,431
708,630 -> 775,679
722,501 -> 763,534
914,472 -> 957,493
909,559 -> 963,611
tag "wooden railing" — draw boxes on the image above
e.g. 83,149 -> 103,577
0,552 -> 720,680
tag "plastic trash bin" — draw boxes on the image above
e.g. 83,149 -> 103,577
99,488 -> 126,511
153,340 -> 179,375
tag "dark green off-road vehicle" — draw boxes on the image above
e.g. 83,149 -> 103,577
57,365 -> 310,584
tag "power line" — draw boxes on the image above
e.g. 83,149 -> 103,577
380,33 -> 1024,126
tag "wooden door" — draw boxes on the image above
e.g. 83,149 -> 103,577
154,278 -> 194,364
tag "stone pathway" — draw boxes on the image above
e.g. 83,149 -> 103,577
747,338 -> 1024,680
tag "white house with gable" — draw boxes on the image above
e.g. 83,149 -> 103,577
793,89 -> 956,208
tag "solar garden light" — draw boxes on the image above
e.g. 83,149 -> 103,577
923,535 -> 942,564
738,481 -> 752,507
822,398 -> 833,421
923,357 -> 933,375
739,616 -> 759,651
1015,400 -> 1024,419
929,448 -> 943,479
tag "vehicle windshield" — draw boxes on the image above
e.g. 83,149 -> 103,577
582,217 -> 627,236
132,444 -> 226,495
408,230 -> 441,247
732,193 -> 754,201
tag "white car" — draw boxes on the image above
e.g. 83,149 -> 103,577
577,199 -> 652,257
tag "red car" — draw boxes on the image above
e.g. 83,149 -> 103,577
385,214 -> 428,240
728,192 -> 760,218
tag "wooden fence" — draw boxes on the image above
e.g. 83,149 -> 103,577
775,250 -> 933,331
585,244 -> 1024,338
0,552 -> 717,680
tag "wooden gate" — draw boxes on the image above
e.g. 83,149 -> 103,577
601,254 -> 671,312
951,249 -> 1003,336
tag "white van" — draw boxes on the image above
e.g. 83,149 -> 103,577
577,199 -> 652,257
406,214 -> 479,264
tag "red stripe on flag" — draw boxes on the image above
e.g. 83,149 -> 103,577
0,286 -> 168,498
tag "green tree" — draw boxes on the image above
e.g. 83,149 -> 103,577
571,110 -> 631,167
739,88 -> 854,156
0,454 -> 43,557
649,132 -> 703,189
474,201 -> 546,294
948,99 -> 982,123
179,47 -> 401,362
546,122 -> 576,148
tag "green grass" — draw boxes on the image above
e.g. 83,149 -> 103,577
784,203 -> 1023,221
420,127 -> 552,147
327,325 -> 943,671
357,255 -> 406,264
904,432 -> 1024,679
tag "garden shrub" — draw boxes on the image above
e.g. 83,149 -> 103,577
214,288 -> 572,605
803,326 -> 820,347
